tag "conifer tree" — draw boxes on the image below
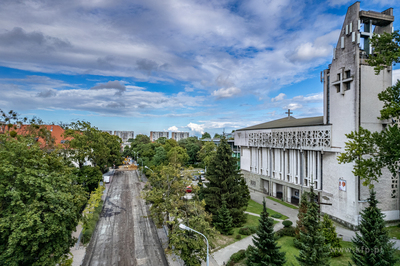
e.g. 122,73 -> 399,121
296,186 -> 330,266
294,191 -> 308,247
202,137 -> 250,226
321,214 -> 342,257
350,190 -> 397,266
214,198 -> 233,235
246,199 -> 286,266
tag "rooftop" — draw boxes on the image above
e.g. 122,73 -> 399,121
236,116 -> 325,131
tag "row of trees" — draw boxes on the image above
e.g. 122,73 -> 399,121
123,134 -> 218,170
0,111 -> 122,265
142,137 -> 250,265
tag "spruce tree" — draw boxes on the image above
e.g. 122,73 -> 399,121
202,137 -> 250,226
321,214 -> 342,257
350,190 -> 397,266
296,186 -> 330,266
246,199 -> 286,266
214,199 -> 233,235
294,191 -> 308,247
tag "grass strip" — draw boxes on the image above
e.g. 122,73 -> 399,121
82,200 -> 104,244
247,199 -> 289,220
267,196 -> 299,209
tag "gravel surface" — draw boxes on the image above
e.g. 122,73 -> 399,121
82,170 -> 168,266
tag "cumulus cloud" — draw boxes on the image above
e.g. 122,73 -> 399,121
168,126 -> 178,131
272,93 -> 286,102
90,80 -> 126,95
212,87 -> 241,99
284,103 -> 303,110
187,122 -> 204,134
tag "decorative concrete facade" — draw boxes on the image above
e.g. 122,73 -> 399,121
235,2 -> 397,230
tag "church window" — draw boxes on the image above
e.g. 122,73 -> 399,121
345,82 -> 351,91
345,70 -> 351,78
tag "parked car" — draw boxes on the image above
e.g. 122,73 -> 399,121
199,170 -> 205,174
193,175 -> 199,181
103,175 -> 110,184
200,175 -> 206,181
186,186 -> 192,193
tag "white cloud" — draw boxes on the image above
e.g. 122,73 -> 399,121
292,93 -> 323,102
272,93 -> 286,102
187,122 -> 204,134
284,103 -> 303,110
212,87 -> 241,99
168,126 -> 178,131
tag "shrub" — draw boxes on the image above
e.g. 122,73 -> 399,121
282,220 -> 293,228
227,260 -> 235,266
275,226 -> 296,239
238,227 -> 251,235
236,234 -> 242,240
248,225 -> 257,234
271,213 -> 282,219
230,249 -> 246,263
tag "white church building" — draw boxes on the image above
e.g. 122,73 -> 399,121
234,2 -> 396,229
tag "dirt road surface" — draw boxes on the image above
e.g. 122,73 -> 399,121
82,170 -> 168,266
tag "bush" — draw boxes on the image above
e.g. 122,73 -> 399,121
236,234 -> 242,240
271,213 -> 282,219
282,220 -> 293,228
275,226 -> 296,239
82,201 -> 104,244
230,249 -> 246,263
238,227 -> 251,235
248,225 -> 257,234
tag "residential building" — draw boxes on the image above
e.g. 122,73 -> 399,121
171,132 -> 189,141
150,131 -> 169,142
114,131 -> 134,142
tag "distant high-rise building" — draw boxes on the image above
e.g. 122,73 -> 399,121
102,130 -> 113,135
114,131 -> 134,142
171,132 -> 189,142
150,131 -> 169,142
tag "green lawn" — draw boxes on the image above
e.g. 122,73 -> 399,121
212,214 -> 278,251
267,196 -> 299,209
388,225 -> 400,240
276,237 -> 400,266
247,199 -> 289,220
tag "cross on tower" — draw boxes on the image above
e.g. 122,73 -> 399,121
285,109 -> 293,118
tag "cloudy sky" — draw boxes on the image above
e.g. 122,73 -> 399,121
1,0 -> 399,137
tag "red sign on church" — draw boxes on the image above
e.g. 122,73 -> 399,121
339,179 -> 346,191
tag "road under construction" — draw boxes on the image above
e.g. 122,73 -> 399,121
82,170 -> 168,266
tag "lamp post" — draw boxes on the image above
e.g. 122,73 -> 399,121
178,224 -> 209,266
145,166 -> 154,173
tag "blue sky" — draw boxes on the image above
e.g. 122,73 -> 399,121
0,0 -> 399,137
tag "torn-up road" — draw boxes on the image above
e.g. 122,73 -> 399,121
82,170 -> 168,266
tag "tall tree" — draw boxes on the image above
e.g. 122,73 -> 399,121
296,186 -> 330,266
294,192 -> 309,245
0,133 -> 87,266
367,30 -> 400,74
350,190 -> 397,266
197,141 -> 217,169
321,214 -> 342,257
213,198 -> 233,235
167,146 -> 189,167
246,199 -> 286,266
202,137 -> 250,226
201,132 -> 211,139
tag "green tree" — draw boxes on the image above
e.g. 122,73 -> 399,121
0,133 -> 87,266
197,141 -> 217,168
350,190 -> 397,265
368,30 -> 400,74
202,137 -> 250,226
167,146 -> 189,167
294,192 -> 309,245
213,198 -> 233,235
295,186 -> 330,266
156,136 -> 167,144
73,165 -> 103,194
246,199 -> 286,266
321,214 -> 342,257
186,142 -> 201,164
213,133 -> 221,139
201,132 -> 211,139
152,146 -> 168,166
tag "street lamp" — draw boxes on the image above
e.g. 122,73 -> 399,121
178,224 -> 209,266
145,166 -> 154,173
